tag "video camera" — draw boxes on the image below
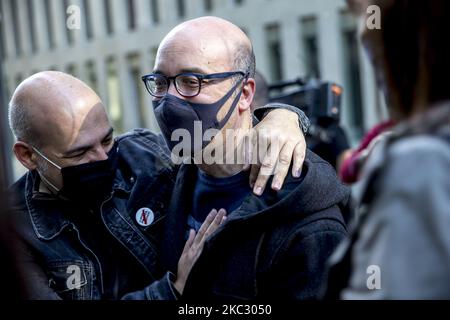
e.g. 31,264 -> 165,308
268,78 -> 349,168
268,78 -> 343,123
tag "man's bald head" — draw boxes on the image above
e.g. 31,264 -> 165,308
10,71 -> 114,191
8,71 -> 106,149
158,16 -> 255,78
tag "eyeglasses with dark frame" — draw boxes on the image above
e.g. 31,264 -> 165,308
141,71 -> 247,98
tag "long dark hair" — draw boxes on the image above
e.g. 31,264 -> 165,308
365,0 -> 450,119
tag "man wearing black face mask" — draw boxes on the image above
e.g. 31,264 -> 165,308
30,142 -> 118,207
148,17 -> 350,300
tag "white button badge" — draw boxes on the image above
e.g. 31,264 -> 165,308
135,207 -> 155,227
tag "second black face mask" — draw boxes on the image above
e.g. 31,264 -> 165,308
153,77 -> 245,153
58,141 -> 119,206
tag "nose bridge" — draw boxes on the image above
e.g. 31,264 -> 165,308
167,76 -> 180,96
89,145 -> 108,162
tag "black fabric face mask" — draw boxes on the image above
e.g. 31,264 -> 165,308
152,77 -> 246,153
34,141 -> 120,206
58,141 -> 119,205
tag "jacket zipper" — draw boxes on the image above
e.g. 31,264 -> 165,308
70,191 -> 118,297
71,223 -> 105,296
98,191 -> 157,297
101,205 -> 156,279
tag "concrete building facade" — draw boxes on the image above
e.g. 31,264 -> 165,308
0,0 -> 387,179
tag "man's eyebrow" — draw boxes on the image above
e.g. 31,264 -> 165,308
62,127 -> 114,157
102,127 -> 114,141
179,67 -> 208,74
152,67 -> 208,75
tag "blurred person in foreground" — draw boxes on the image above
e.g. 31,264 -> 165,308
327,0 -> 450,299
0,169 -> 21,300
338,120 -> 395,184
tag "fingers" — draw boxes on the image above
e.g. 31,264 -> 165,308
249,163 -> 261,190
271,141 -> 296,190
188,208 -> 228,252
243,130 -> 256,171
251,165 -> 271,197
203,209 -> 226,240
182,228 -> 196,254
252,138 -> 281,196
194,209 -> 227,247
176,229 -> 197,295
249,108 -> 305,195
249,130 -> 270,193
292,142 -> 305,178
194,209 -> 218,246
243,134 -> 250,171
176,210 -> 227,295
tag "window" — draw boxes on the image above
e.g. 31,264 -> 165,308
106,57 -> 124,133
66,64 -> 78,77
82,0 -> 93,39
127,0 -> 136,30
44,0 -> 56,49
343,30 -> 363,131
104,0 -> 114,35
85,61 -> 98,93
63,0 -> 74,45
150,0 -> 160,24
204,0 -> 213,12
15,74 -> 23,87
341,12 -> 364,137
176,0 -> 185,18
149,47 -> 158,70
3,75 -> 11,115
10,0 -> 22,55
26,0 -> 37,53
0,1 -> 7,58
265,24 -> 283,82
301,16 -> 320,78
128,53 -> 147,128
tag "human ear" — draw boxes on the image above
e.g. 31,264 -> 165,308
13,141 -> 38,171
238,77 -> 256,113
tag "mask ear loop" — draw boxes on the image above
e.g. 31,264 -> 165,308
36,170 -> 60,193
31,146 -> 62,193
216,74 -> 250,128
31,147 -> 62,170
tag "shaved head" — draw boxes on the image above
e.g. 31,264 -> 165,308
154,16 -> 256,126
9,71 -> 114,191
157,16 -> 255,79
8,71 -> 107,149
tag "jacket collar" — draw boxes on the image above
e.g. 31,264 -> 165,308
162,158 -> 341,271
25,171 -> 71,240
25,168 -> 134,240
